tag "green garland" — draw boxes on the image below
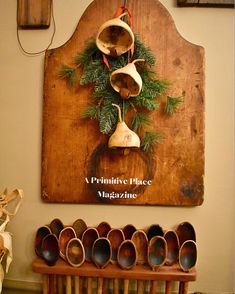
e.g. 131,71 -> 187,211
59,35 -> 183,152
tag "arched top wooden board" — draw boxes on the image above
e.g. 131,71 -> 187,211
41,0 -> 205,206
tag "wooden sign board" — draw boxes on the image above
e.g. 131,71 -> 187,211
177,0 -> 234,8
41,0 -> 205,206
17,0 -> 51,29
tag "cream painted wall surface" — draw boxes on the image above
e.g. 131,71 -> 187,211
0,0 -> 234,292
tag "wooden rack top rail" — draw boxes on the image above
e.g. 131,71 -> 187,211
32,258 -> 196,282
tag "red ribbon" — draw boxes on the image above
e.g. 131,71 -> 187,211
115,6 -> 133,28
102,54 -> 110,71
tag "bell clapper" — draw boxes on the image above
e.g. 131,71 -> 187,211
109,47 -> 123,57
120,87 -> 130,99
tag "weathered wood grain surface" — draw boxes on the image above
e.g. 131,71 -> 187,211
17,0 -> 51,29
41,0 -> 205,205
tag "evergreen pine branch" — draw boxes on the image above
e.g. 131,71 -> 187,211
94,86 -> 115,99
166,96 -> 184,115
133,35 -> 156,67
132,95 -> 159,111
122,100 -> 132,118
82,105 -> 100,120
108,54 -> 128,71
131,112 -> 151,132
139,67 -> 169,97
131,67 -> 169,111
99,103 -> 118,134
74,40 -> 100,66
59,65 -> 77,86
80,60 -> 106,85
140,81 -> 165,101
141,131 -> 163,152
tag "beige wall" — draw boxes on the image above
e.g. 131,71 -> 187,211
0,0 -> 234,292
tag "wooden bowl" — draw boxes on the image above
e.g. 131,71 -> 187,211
72,219 -> 87,239
96,221 -> 111,237
179,240 -> 197,272
92,237 -> 111,269
164,230 -> 179,266
81,227 -> 99,262
58,227 -> 76,260
66,238 -> 85,267
117,240 -> 137,270
176,221 -> 196,246
41,234 -> 59,266
148,236 -> 167,271
107,228 -> 125,264
146,224 -> 164,241
49,218 -> 64,238
35,226 -> 51,258
131,230 -> 148,265
122,224 -> 137,240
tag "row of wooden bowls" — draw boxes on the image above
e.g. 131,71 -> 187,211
35,219 -> 197,272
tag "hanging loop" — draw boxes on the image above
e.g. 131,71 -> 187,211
115,6 -> 132,28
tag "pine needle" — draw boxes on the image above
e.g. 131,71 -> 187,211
82,105 -> 100,120
59,65 -> 77,86
141,131 -> 163,152
166,96 -> 184,115
74,40 -> 100,66
131,112 -> 151,132
132,94 -> 159,111
99,103 -> 118,134
133,35 -> 156,66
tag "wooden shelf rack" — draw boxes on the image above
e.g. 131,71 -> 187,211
32,258 -> 196,294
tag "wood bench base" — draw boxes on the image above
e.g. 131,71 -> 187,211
33,258 -> 196,294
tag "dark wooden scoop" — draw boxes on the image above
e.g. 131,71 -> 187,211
92,237 -> 111,269
49,218 -> 64,238
146,224 -> 164,241
41,234 -> 59,266
164,230 -> 179,266
117,240 -> 137,270
96,221 -> 111,237
35,226 -> 51,258
148,236 -> 167,271
176,221 -> 196,246
179,240 -> 197,272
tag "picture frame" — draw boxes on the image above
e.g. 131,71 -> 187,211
177,0 -> 234,8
